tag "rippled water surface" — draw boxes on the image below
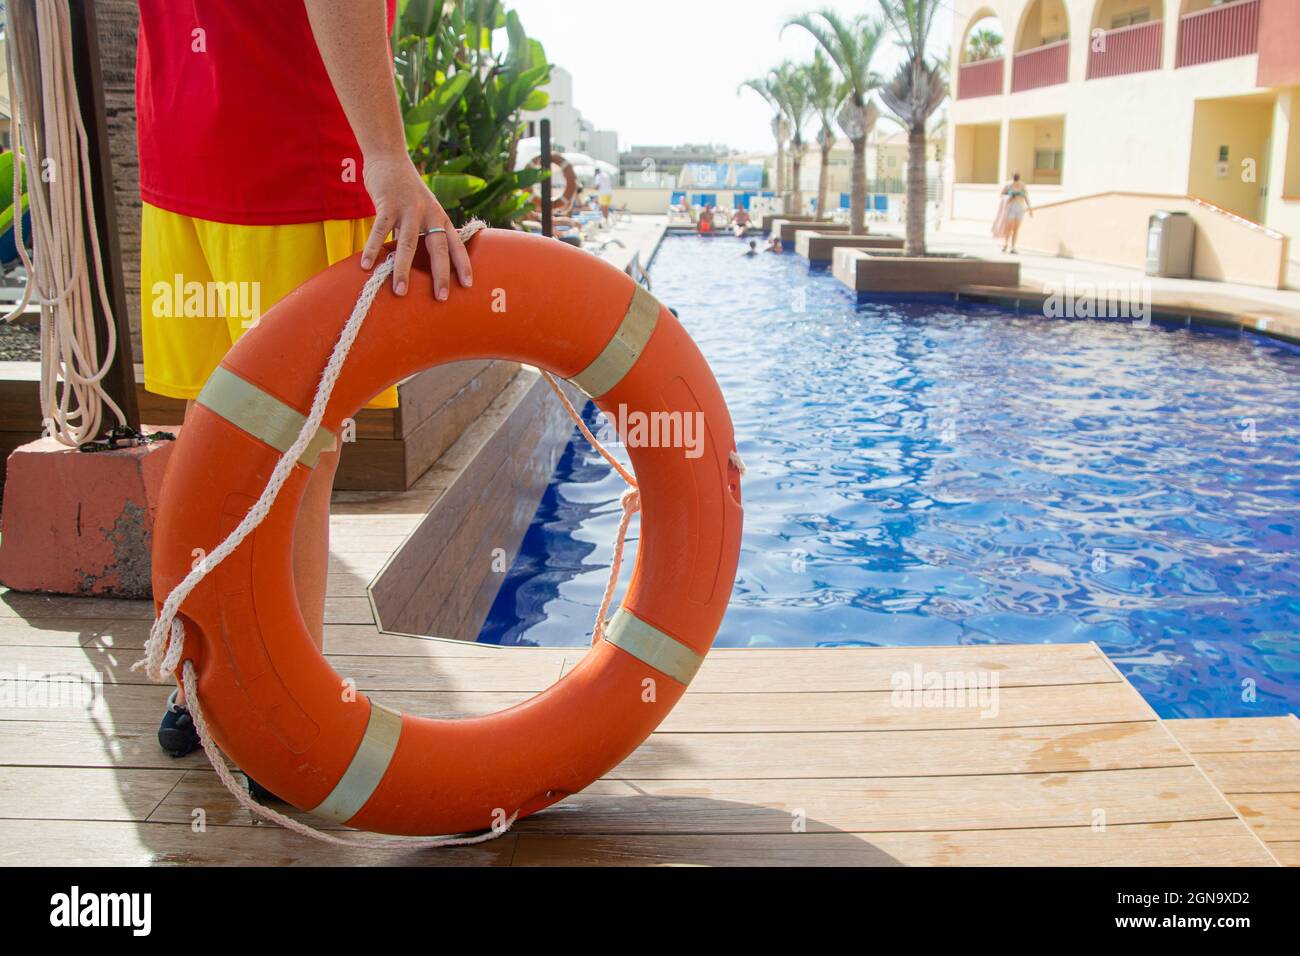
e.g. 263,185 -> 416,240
481,235 -> 1300,718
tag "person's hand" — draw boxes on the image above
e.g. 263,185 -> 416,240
359,152 -> 472,300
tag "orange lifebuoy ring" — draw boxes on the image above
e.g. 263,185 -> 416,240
528,151 -> 577,216
151,230 -> 743,836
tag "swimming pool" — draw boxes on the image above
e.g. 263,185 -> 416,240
481,235 -> 1300,719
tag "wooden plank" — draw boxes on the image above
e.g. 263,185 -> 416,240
0,592 -> 153,620
1186,753 -> 1300,793
1163,716 -> 1300,753
607,723 -> 1189,780
2,641 -> 1119,692
0,681 -> 1145,733
0,766 -> 183,822
0,718 -> 1176,781
0,720 -> 209,769
325,572 -> 372,598
323,597 -> 375,625
1227,793 -> 1300,842
563,642 -> 1119,692
0,646 -> 564,689
510,820 -> 1276,867
321,625 -> 565,659
0,819 -> 514,866
147,765 -> 1231,835
1270,842 -> 1300,866
0,616 -> 152,648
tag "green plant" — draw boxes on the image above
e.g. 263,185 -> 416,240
784,10 -> 885,234
805,50 -> 845,220
0,151 -> 30,239
770,62 -> 815,214
965,27 -> 1002,62
877,0 -> 948,256
392,0 -> 553,226
739,74 -> 789,204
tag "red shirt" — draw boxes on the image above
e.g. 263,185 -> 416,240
136,0 -> 396,226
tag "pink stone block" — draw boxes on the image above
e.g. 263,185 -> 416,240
0,429 -> 176,598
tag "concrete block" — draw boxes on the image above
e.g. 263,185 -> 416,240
0,429 -> 175,598
795,232 -> 903,263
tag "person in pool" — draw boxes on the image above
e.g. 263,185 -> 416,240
740,239 -> 759,257
995,171 -> 1033,253
140,1 -> 470,797
765,236 -> 783,253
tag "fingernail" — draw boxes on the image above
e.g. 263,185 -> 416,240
361,257 -> 372,270
437,287 -> 449,301
462,274 -> 473,288
395,280 -> 407,296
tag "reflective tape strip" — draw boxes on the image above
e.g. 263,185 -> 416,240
309,700 -> 403,825
568,284 -> 661,398
196,365 -> 338,468
603,607 -> 704,686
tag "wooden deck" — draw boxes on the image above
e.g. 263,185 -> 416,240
0,584 -> 1289,866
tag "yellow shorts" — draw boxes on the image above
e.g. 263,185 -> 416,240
141,202 -> 398,408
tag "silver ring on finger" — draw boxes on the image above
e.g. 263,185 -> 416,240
421,226 -> 448,237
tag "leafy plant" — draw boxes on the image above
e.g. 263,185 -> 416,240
966,28 -> 1002,63
804,50 -> 845,220
877,0 -> 948,256
392,0 -> 553,226
739,74 -> 789,204
770,62 -> 815,214
784,10 -> 885,234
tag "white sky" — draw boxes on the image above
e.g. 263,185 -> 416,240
506,0 -> 954,153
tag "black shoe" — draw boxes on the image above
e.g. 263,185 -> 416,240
157,689 -> 199,757
246,776 -> 284,804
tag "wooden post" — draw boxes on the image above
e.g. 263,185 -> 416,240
540,119 -> 553,238
64,0 -> 140,432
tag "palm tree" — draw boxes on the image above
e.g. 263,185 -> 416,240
804,50 -> 844,221
770,62 -> 814,215
739,75 -> 789,205
965,28 -> 1002,62
785,10 -> 885,235
878,0 -> 948,256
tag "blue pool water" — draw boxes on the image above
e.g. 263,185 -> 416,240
481,235 -> 1300,719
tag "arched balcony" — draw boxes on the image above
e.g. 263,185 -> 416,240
1087,1 -> 1164,79
1012,0 -> 1070,92
1175,0 -> 1260,69
956,12 -> 1006,99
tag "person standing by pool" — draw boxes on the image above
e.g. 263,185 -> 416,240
731,205 -> 751,237
698,205 -> 716,235
595,166 -> 613,223
141,0 -> 472,766
993,171 -> 1033,254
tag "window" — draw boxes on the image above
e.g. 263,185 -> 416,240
1034,148 -> 1064,171
1111,9 -> 1151,28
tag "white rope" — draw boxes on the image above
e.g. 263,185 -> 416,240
3,0 -> 128,446
138,221 -> 514,848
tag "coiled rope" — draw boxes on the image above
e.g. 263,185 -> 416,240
135,221 -> 679,848
2,0 -> 128,447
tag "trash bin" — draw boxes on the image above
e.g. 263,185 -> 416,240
1146,211 -> 1195,278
